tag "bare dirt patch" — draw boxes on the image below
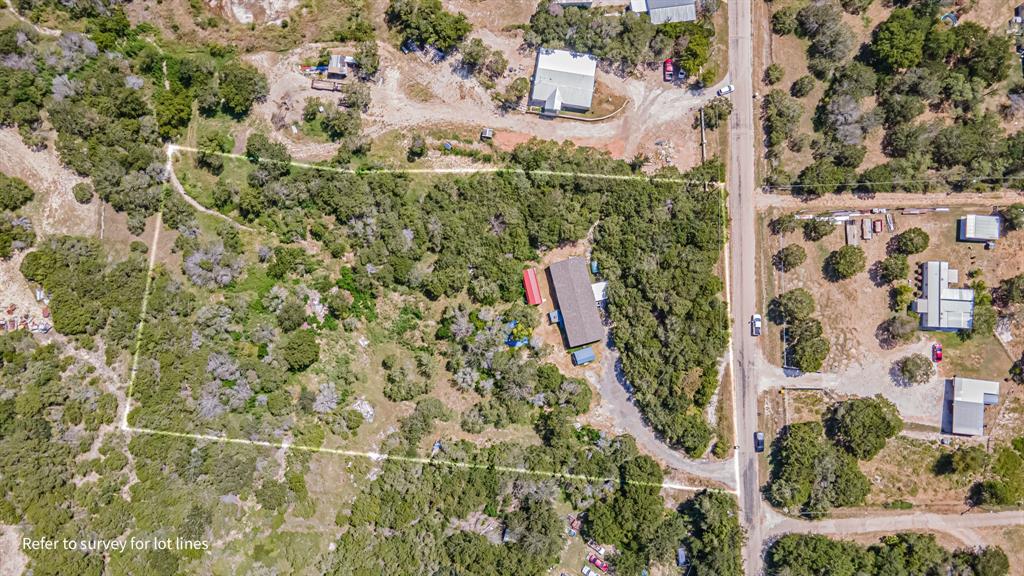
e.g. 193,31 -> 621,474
0,525 -> 27,576
0,128 -> 96,238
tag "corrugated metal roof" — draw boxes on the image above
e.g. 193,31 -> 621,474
531,49 -> 597,111
549,257 -> 604,347
952,400 -> 984,436
572,346 -> 596,365
523,268 -> 542,306
648,0 -> 697,23
960,215 -> 1000,241
918,261 -> 974,330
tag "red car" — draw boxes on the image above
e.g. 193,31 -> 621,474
933,343 -> 943,362
588,554 -> 609,572
663,58 -> 675,82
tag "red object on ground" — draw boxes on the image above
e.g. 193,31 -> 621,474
663,58 -> 674,81
523,268 -> 542,305
588,554 -> 609,572
933,343 -> 942,362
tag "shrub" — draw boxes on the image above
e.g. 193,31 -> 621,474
72,182 -> 94,204
770,213 -> 800,235
764,63 -> 784,85
897,353 -> 934,385
774,288 -> 815,322
771,6 -> 798,35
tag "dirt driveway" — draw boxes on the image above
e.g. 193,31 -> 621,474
244,40 -> 731,166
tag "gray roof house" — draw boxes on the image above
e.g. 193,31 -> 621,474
548,257 -> 604,348
914,261 -> 974,331
952,377 -> 1000,436
630,0 -> 698,24
530,49 -> 598,113
958,215 -> 1001,242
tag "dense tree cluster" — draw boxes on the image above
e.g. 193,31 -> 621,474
524,3 -> 715,77
766,421 -> 870,518
20,236 -> 146,347
386,0 -> 471,52
770,288 -> 830,372
0,173 -> 36,259
0,173 -> 34,211
969,438 -> 1024,506
768,533 -> 1009,576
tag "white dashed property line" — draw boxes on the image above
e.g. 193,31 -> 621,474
167,144 -> 719,186
122,209 -> 163,430
125,146 -> 736,494
124,425 -> 733,493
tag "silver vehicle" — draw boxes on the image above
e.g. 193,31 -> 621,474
751,314 -> 762,337
717,84 -> 735,96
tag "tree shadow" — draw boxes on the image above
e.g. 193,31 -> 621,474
889,360 -> 912,388
874,319 -> 897,351
867,260 -> 887,288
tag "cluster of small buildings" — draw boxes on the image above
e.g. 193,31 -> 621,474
2,287 -> 53,335
529,1 -> 698,115
523,256 -> 607,365
302,53 -> 359,91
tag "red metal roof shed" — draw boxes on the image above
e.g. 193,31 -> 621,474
523,268 -> 542,305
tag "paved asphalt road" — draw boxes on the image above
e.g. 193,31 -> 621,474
725,0 -> 763,573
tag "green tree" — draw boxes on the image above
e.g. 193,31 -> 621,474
827,396 -> 903,460
802,219 -> 836,241
792,336 -> 830,372
948,445 -> 989,475
771,6 -> 798,36
774,244 -> 807,272
798,159 -> 853,197
774,288 -> 815,322
72,182 -> 94,204
791,75 -> 815,98
0,173 -> 34,211
764,63 -> 784,85
878,253 -> 909,284
826,245 -> 866,280
770,213 -> 799,235
277,299 -> 307,332
893,227 -> 929,255
219,63 -> 268,117
281,329 -> 319,371
1000,203 -> 1024,231
872,8 -> 927,71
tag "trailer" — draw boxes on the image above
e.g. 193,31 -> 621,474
861,219 -> 873,240
845,222 -> 859,246
885,213 -> 895,232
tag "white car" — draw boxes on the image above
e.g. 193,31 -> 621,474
751,314 -> 762,337
582,568 -> 598,576
717,84 -> 735,96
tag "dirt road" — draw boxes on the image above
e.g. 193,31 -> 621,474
165,145 -> 254,232
767,507 -> 1024,546
757,190 -> 1024,211
588,352 -> 737,489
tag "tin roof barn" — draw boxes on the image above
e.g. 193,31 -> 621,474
548,257 -> 604,348
523,268 -> 542,306
914,261 -> 974,331
630,0 -> 698,23
530,49 -> 598,114
951,377 -> 1000,436
958,215 -> 1001,242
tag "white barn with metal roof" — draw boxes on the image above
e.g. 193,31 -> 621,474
914,261 -> 974,331
530,49 -> 598,113
952,377 -> 1000,436
958,215 -> 1001,242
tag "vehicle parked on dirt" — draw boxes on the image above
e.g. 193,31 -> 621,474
588,554 -> 610,572
582,567 -> 598,576
751,314 -> 762,337
933,343 -> 942,362
586,540 -> 605,556
754,431 -> 765,453
663,58 -> 675,82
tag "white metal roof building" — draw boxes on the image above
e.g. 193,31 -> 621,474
951,377 -> 1000,436
630,0 -> 698,23
958,215 -> 1001,242
914,261 -> 974,331
530,49 -> 598,113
